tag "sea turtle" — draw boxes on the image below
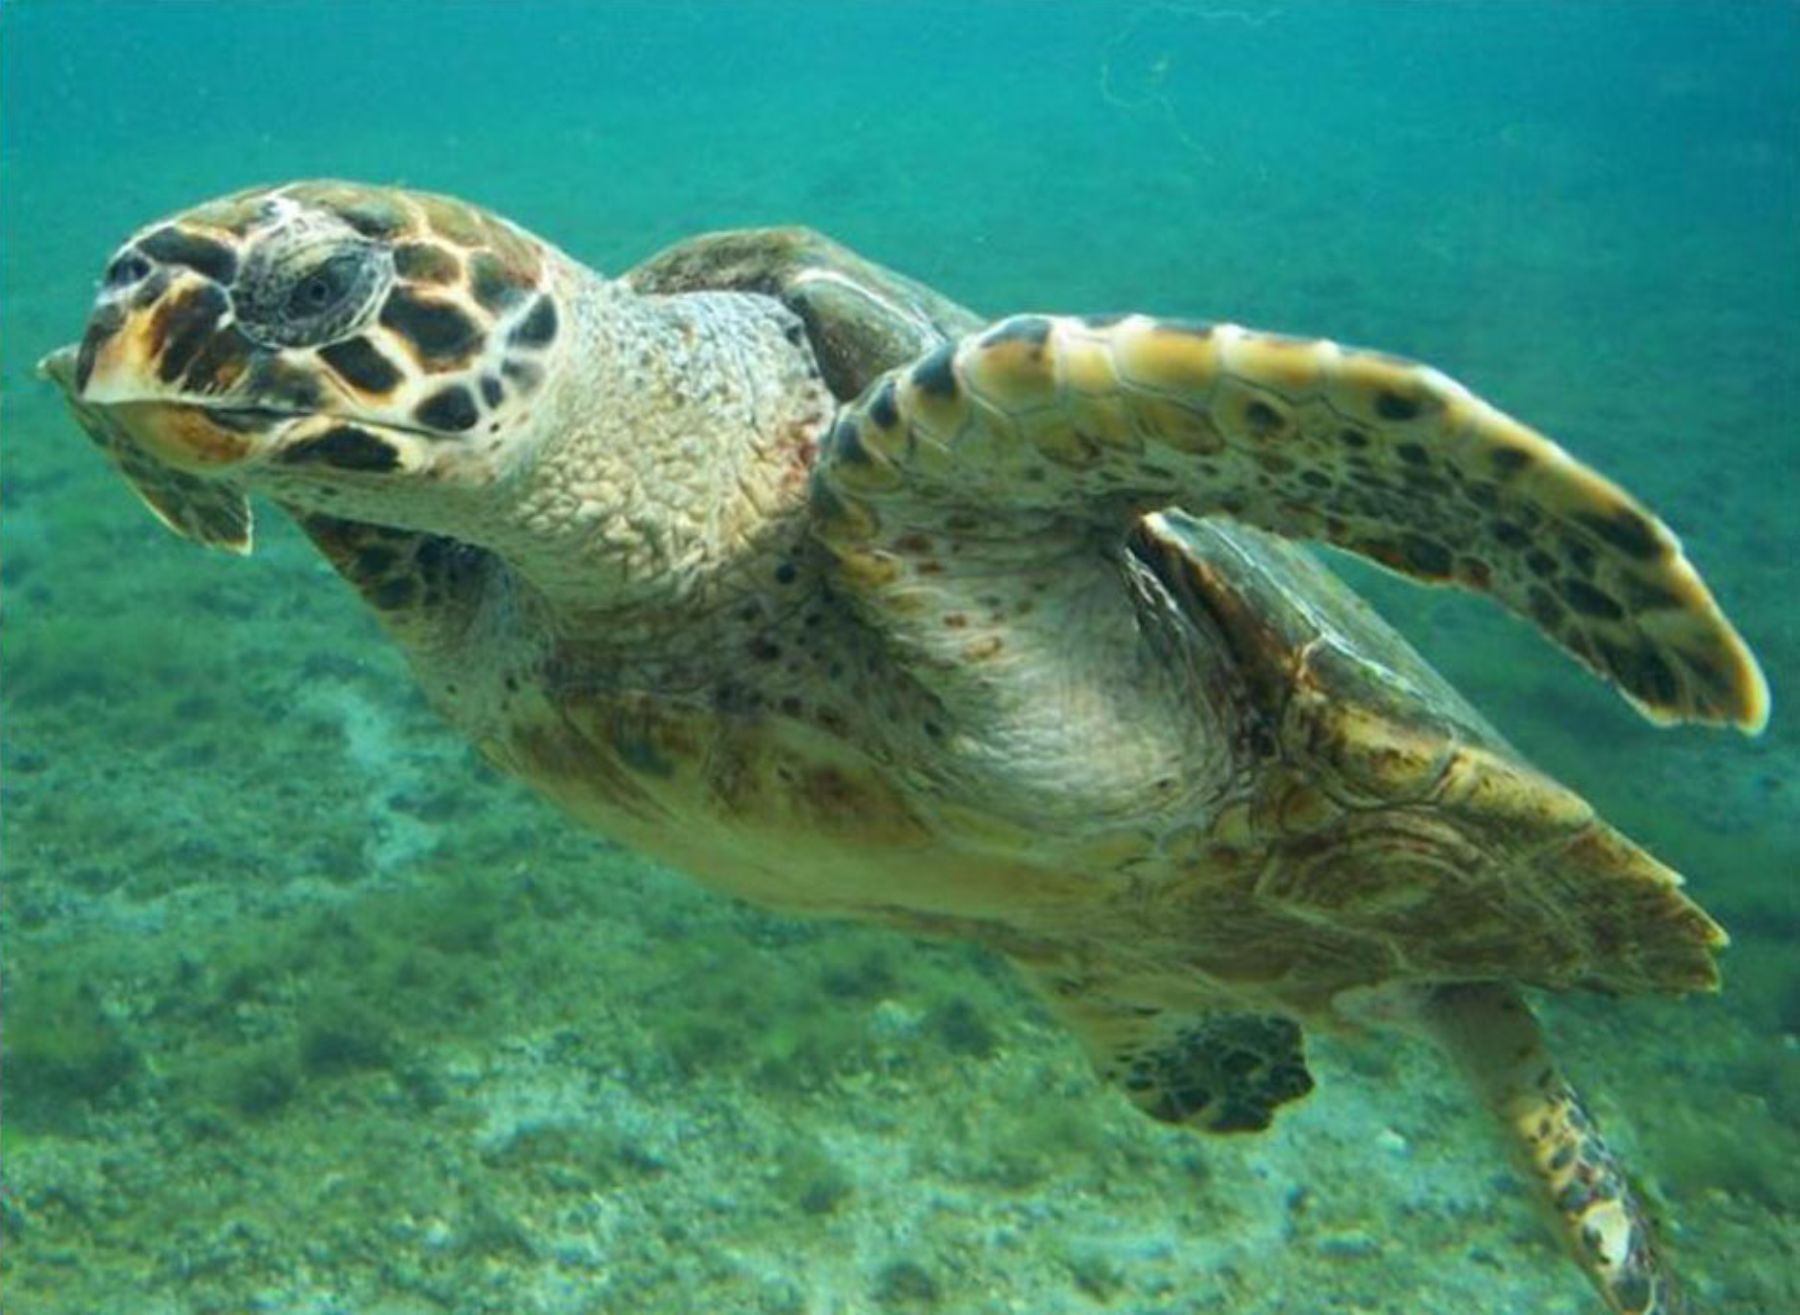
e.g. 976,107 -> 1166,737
41,181 -> 1769,1315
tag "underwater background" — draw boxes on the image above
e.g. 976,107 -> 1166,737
1,1 -> 1795,1311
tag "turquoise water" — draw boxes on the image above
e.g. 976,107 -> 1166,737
2,2 -> 1795,1311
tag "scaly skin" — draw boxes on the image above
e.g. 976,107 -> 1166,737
1422,984 -> 1688,1315
42,181 -> 1764,1313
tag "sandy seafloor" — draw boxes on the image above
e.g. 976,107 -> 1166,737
1,3 -> 1796,1312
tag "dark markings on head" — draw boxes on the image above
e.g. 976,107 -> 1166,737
138,226 -> 238,285
380,288 -> 482,368
291,184 -> 413,239
416,193 -> 485,246
1575,506 -> 1662,562
508,294 -> 558,349
131,268 -> 172,309
910,344 -> 958,399
1560,578 -> 1624,620
1395,441 -> 1430,466
319,336 -> 403,394
181,324 -> 253,394
393,241 -> 460,284
1524,549 -> 1559,579
479,374 -> 503,407
75,300 -> 125,391
249,356 -> 326,411
983,316 -> 1051,348
469,251 -> 529,313
415,384 -> 479,432
500,358 -> 542,392
279,425 -> 402,472
867,378 -> 899,429
1337,426 -> 1370,449
339,199 -> 410,239
154,282 -> 230,384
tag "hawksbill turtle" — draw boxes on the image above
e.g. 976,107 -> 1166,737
41,181 -> 1769,1314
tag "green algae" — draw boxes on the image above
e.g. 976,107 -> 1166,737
5,966 -> 140,1128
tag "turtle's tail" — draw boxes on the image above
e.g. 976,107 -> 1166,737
1418,983 -> 1686,1315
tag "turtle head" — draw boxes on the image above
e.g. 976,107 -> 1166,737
42,180 -> 573,547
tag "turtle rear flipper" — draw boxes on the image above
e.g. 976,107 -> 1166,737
1422,984 -> 1685,1315
811,315 -> 1769,733
39,345 -> 252,553
1018,966 -> 1315,1135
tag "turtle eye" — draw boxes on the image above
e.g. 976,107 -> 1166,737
286,253 -> 363,318
237,238 -> 391,349
104,250 -> 152,288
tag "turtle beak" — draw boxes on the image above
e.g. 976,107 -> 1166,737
55,268 -> 273,472
38,342 -> 257,554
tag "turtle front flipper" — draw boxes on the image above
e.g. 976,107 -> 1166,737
1421,983 -> 1685,1315
294,513 -> 493,648
810,316 -> 1768,733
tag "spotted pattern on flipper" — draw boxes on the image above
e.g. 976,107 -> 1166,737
1108,1011 -> 1314,1133
1427,984 -> 1688,1315
815,315 -> 1768,733
1517,1076 -> 1679,1315
1016,965 -> 1319,1137
296,513 -> 492,630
